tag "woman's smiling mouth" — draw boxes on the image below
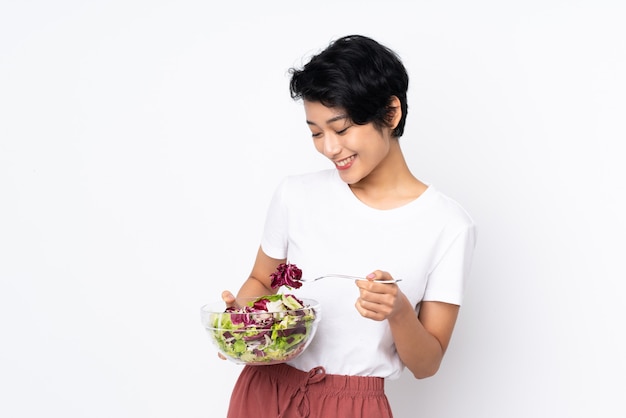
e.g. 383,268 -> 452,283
335,155 -> 356,170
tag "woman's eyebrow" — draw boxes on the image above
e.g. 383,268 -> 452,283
306,114 -> 348,126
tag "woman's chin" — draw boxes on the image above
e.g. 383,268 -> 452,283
338,171 -> 362,185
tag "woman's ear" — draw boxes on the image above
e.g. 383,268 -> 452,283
386,96 -> 402,131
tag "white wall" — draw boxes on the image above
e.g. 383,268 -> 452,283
1,1 -> 624,417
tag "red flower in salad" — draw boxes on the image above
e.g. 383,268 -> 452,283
252,298 -> 269,311
270,263 -> 303,290
227,305 -> 273,328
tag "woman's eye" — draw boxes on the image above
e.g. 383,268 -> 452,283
336,127 -> 349,135
311,132 -> 322,138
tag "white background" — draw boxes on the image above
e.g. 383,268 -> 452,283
1,1 -> 625,417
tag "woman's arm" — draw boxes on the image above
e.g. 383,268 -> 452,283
389,298 -> 458,378
222,246 -> 285,305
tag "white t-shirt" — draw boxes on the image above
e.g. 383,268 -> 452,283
261,169 -> 476,379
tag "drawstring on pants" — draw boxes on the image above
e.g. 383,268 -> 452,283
282,366 -> 326,418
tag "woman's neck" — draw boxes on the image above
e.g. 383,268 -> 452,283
349,141 -> 427,210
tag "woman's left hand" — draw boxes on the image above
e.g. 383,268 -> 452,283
355,270 -> 404,321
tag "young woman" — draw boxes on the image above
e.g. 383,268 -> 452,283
221,34 -> 476,418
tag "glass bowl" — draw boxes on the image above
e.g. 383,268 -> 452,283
200,295 -> 320,365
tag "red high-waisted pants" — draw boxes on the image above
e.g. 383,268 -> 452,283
226,363 -> 393,418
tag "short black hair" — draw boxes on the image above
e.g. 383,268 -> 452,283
289,35 -> 409,138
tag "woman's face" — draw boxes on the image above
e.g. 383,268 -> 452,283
303,100 -> 394,185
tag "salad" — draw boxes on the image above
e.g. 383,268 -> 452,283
206,263 -> 318,364
269,263 -> 303,289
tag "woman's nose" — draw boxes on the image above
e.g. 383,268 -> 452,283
322,134 -> 341,157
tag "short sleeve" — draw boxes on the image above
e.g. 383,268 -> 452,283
422,222 -> 477,305
260,177 -> 289,260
